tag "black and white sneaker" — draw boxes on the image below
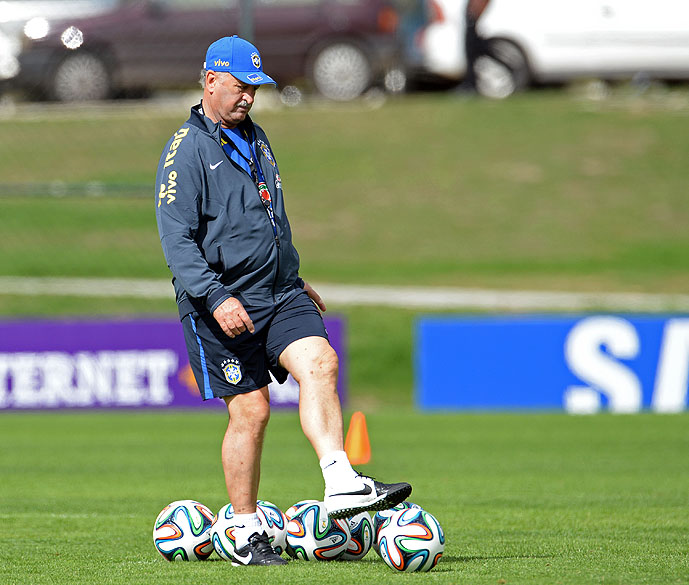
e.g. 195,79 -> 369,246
325,474 -> 412,519
231,531 -> 288,566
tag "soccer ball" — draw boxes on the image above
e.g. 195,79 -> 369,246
256,499 -> 288,555
285,501 -> 351,561
210,503 -> 237,561
285,499 -> 319,520
377,508 -> 445,572
153,499 -> 215,561
211,500 -> 288,560
372,501 -> 422,554
341,511 -> 373,561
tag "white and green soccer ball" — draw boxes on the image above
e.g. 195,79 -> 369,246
256,499 -> 289,555
211,499 -> 288,560
152,499 -> 215,561
285,501 -> 351,561
377,507 -> 445,572
341,511 -> 373,561
285,499 -> 319,520
372,501 -> 422,554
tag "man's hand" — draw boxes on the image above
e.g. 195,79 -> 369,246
213,297 -> 255,338
303,280 -> 327,312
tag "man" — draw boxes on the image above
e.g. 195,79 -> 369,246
155,36 -> 411,567
459,0 -> 492,93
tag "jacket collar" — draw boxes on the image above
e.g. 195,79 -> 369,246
188,102 -> 255,144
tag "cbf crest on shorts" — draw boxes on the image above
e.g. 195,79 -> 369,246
221,358 -> 242,385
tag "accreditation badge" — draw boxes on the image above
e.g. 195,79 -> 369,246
257,181 -> 271,203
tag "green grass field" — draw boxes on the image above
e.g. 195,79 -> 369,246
2,91 -> 689,584
2,90 -> 689,292
1,411 -> 687,585
2,90 -> 689,403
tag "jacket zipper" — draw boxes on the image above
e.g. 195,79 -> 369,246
217,123 -> 282,301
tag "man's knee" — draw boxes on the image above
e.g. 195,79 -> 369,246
300,344 -> 338,388
316,344 -> 339,378
280,337 -> 338,383
225,388 -> 271,431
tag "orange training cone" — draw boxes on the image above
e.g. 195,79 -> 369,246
345,411 -> 371,465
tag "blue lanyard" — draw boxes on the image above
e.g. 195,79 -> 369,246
245,133 -> 266,183
243,130 -> 279,245
220,127 -> 252,176
221,126 -> 279,245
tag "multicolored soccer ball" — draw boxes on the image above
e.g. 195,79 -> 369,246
256,500 -> 288,555
210,503 -> 237,561
377,508 -> 445,572
372,501 -> 422,554
153,500 -> 215,561
341,511 -> 373,561
285,501 -> 351,561
211,500 -> 288,560
285,499 -> 319,520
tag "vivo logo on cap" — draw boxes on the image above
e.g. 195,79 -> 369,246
214,59 -> 230,67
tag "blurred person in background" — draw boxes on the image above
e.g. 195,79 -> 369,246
458,0 -> 492,93
396,0 -> 427,78
155,35 -> 411,567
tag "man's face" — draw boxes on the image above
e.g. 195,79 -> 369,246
205,71 -> 258,128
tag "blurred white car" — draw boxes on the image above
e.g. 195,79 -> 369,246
418,0 -> 689,98
0,27 -> 20,80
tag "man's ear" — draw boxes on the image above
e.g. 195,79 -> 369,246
205,70 -> 217,93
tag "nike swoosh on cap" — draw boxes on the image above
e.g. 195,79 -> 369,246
209,160 -> 223,170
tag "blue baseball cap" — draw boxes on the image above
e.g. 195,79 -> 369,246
204,35 -> 276,86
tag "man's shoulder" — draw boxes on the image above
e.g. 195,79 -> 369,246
159,122 -> 199,168
162,106 -> 216,150
160,114 -> 222,165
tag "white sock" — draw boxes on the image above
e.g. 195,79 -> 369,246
233,512 -> 262,549
320,450 -> 361,492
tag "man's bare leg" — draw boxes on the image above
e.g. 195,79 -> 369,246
278,336 -> 343,458
220,387 -> 287,565
279,336 -> 412,518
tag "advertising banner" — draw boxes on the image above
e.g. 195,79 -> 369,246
416,315 -> 689,413
0,317 -> 346,410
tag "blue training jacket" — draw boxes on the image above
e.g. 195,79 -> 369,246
155,104 -> 303,319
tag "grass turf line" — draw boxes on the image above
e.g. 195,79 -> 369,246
2,92 -> 689,293
0,410 -> 687,585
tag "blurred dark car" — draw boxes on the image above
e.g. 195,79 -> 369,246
13,0 -> 403,102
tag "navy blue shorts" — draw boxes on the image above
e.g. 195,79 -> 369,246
182,289 -> 328,400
